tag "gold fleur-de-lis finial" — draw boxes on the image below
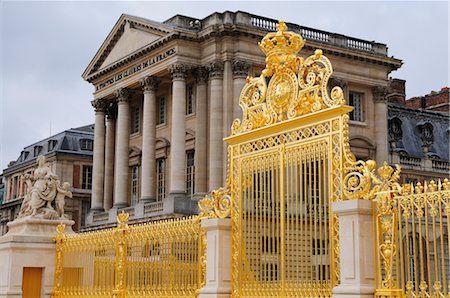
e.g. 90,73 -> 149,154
276,20 -> 287,32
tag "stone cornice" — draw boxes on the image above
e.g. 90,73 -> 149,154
140,76 -> 160,92
84,21 -> 403,84
82,14 -> 173,80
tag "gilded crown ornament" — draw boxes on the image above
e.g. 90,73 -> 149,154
232,20 -> 345,135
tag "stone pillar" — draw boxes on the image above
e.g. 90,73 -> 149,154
208,61 -> 224,191
113,88 -> 132,208
199,218 -> 232,298
373,86 -> 389,165
168,64 -> 188,194
332,200 -> 375,298
232,60 -> 251,121
90,99 -> 107,211
193,67 -> 209,197
140,76 -> 160,203
103,103 -> 116,210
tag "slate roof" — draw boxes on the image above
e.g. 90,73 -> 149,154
3,124 -> 95,174
388,104 -> 449,160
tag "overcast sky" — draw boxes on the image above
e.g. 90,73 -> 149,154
0,1 -> 448,171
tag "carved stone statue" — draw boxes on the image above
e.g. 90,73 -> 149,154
18,155 -> 72,220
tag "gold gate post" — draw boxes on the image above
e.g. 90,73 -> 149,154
113,211 -> 129,298
52,223 -> 66,298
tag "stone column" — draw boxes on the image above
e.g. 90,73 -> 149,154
103,103 -> 116,210
208,61 -> 224,191
232,60 -> 251,121
113,88 -> 132,208
199,218 -> 232,298
140,76 -> 160,203
332,200 -> 375,298
90,99 -> 107,211
168,64 -> 188,194
373,86 -> 389,165
222,61 -> 233,182
193,67 -> 209,197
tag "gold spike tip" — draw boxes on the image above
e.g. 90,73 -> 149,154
276,20 -> 287,32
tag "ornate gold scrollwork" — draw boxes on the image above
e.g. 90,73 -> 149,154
198,187 -> 231,219
232,21 -> 344,135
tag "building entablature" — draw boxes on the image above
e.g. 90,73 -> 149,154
84,11 -> 402,98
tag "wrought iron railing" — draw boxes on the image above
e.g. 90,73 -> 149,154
53,213 -> 205,298
374,173 -> 450,298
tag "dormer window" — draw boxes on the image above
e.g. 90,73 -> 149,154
33,146 -> 43,157
48,140 -> 58,151
79,139 -> 93,151
20,151 -> 30,161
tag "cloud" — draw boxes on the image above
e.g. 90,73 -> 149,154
0,1 -> 448,170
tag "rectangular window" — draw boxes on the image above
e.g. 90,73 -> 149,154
156,158 -> 166,201
80,200 -> 90,227
79,139 -> 93,151
81,165 -> 93,190
12,176 -> 18,199
130,166 -> 139,206
186,150 -> 195,197
157,97 -> 166,125
131,107 -> 140,134
186,84 -> 195,115
349,92 -> 364,122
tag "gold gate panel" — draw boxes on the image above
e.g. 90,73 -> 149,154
368,162 -> 450,298
199,20 -> 360,297
53,214 -> 205,298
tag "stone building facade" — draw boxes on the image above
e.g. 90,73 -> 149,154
82,11 -> 403,230
0,125 -> 94,234
387,79 -> 449,183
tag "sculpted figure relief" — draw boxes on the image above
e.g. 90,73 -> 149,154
18,155 -> 72,219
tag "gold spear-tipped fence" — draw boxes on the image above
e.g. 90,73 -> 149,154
52,212 -> 205,298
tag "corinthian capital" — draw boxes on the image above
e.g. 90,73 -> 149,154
208,60 -> 224,79
114,88 -> 132,103
140,76 -> 160,92
168,64 -> 189,80
232,60 -> 251,77
91,99 -> 108,113
329,77 -> 348,90
192,67 -> 209,84
373,86 -> 388,103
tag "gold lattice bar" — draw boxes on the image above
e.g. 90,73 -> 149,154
53,213 -> 205,298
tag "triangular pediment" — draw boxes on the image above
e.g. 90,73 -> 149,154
83,14 -> 172,80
